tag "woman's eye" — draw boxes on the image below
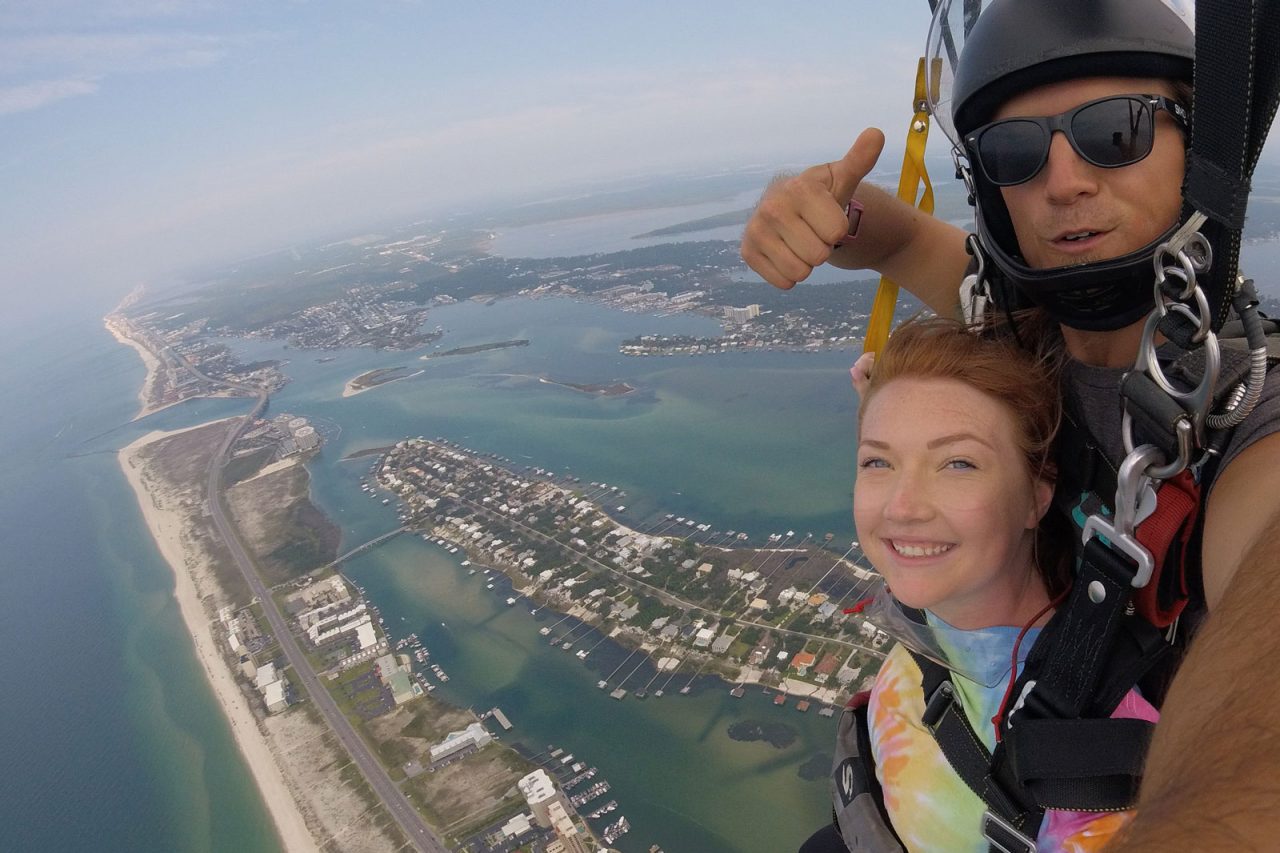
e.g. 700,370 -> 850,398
944,458 -> 976,470
858,457 -> 888,469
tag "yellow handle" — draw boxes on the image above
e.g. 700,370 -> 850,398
862,57 -> 937,355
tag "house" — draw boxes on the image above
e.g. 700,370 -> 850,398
791,651 -> 817,676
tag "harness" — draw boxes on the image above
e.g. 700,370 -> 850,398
825,2 -> 1280,849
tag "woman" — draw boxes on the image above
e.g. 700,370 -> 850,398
805,317 -> 1157,852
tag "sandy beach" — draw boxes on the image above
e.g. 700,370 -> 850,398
104,315 -> 181,420
119,425 -> 319,853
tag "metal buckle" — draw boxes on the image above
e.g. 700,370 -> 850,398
921,680 -> 954,731
983,810 -> 1037,853
1081,444 -> 1163,588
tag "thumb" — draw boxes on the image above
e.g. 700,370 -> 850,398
828,128 -> 886,203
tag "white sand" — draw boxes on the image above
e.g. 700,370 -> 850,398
104,315 -> 186,420
341,368 -> 424,398
119,425 -> 319,853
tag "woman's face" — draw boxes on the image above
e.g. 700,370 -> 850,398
854,377 -> 1053,629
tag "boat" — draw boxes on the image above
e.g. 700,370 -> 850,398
486,583 -> 494,590
602,816 -> 630,844
597,680 -> 608,689
587,799 -> 617,819
506,597 -> 517,605
540,627 -> 551,636
575,649 -> 588,660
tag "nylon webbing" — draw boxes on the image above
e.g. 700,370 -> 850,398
863,58 -> 936,356
1183,0 -> 1280,329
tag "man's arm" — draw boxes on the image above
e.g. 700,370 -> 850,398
740,128 -> 970,318
1114,432 -> 1280,849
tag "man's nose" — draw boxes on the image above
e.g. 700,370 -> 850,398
1041,131 -> 1099,203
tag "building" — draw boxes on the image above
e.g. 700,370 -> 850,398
429,722 -> 491,764
375,653 -> 419,705
791,651 -> 817,676
499,813 -> 534,842
255,663 -> 278,692
723,304 -> 762,323
263,680 -> 288,713
294,425 -> 320,450
518,768 -> 567,828
547,800 -> 590,853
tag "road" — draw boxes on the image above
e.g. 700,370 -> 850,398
207,393 -> 449,852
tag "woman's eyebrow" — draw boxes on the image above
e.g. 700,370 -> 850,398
927,432 -> 995,450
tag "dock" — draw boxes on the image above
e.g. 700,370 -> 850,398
610,688 -> 628,700
489,707 -> 513,730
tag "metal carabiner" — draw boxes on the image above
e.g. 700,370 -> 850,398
1081,444 -> 1164,588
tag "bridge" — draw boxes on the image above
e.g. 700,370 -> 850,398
320,525 -> 408,571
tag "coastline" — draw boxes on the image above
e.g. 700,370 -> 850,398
119,424 -> 318,853
103,315 -> 184,421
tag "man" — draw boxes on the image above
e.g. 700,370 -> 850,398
742,1 -> 1280,849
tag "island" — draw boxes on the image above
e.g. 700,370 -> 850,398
419,339 -> 529,360
343,366 -> 425,397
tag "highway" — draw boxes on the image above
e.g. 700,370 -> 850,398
206,393 -> 449,853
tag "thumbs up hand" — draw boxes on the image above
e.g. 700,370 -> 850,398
741,128 -> 886,290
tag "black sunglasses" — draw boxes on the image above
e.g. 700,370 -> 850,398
964,94 -> 1188,187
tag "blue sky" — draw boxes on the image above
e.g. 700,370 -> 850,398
1,1 -> 929,318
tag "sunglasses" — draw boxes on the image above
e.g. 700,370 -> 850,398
964,94 -> 1188,187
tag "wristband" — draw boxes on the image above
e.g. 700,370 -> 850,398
834,199 -> 864,248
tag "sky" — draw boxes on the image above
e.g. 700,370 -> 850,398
0,1 -> 930,321
8,2 -> 1272,324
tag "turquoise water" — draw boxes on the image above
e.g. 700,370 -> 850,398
238,295 -> 865,851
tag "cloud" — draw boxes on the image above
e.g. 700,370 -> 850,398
0,32 -> 232,76
0,77 -> 99,115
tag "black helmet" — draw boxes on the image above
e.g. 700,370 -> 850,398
926,0 -> 1195,331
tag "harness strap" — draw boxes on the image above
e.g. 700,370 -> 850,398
1132,470 -> 1199,627
1002,717 -> 1154,811
914,654 -> 1042,853
1016,538 -> 1136,720
1183,0 -> 1280,329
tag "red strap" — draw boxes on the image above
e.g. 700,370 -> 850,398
845,597 -> 873,615
846,689 -> 872,709
1132,470 -> 1200,628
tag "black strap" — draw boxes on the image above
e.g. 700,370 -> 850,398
1016,538 -> 1137,720
1003,718 -> 1153,810
1183,0 -> 1280,328
913,653 -> 1043,852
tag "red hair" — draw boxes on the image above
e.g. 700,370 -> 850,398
859,316 -> 1069,594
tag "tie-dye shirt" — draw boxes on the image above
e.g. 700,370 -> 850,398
867,627 -> 1159,852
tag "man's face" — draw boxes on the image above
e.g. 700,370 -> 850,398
995,76 -> 1186,270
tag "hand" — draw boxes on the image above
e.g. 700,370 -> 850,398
850,351 -> 875,398
741,127 -> 886,290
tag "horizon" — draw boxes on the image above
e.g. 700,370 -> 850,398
2,1 -> 928,322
